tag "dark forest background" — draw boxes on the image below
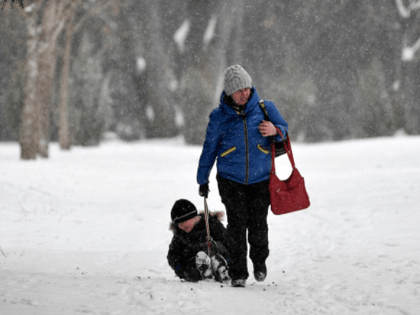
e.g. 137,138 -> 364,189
1,0 -> 420,159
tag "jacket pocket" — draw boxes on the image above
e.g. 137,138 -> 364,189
257,144 -> 269,154
221,146 -> 236,157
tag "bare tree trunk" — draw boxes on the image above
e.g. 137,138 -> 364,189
57,0 -> 111,149
224,2 -> 245,67
143,1 -> 177,138
36,46 -> 57,158
402,61 -> 420,134
18,0 -> 81,159
395,0 -> 420,134
58,21 -> 73,150
20,15 -> 39,160
213,1 -> 245,93
36,0 -> 61,158
178,0 -> 242,144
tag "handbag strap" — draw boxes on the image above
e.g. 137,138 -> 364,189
258,100 -> 296,174
259,100 -> 270,121
271,127 -> 296,174
259,100 -> 277,147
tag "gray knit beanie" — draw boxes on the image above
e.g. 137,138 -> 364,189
223,65 -> 252,96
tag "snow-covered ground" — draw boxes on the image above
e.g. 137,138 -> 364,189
1,135 -> 419,315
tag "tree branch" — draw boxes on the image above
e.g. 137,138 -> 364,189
47,0 -> 82,46
395,0 -> 420,18
15,0 -> 44,19
395,0 -> 411,18
74,0 -> 116,33
402,36 -> 420,61
412,36 -> 420,53
58,0 -> 82,18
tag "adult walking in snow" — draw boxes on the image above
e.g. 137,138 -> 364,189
197,65 -> 289,287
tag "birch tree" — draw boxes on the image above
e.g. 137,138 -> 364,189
18,2 -> 40,159
395,0 -> 420,134
9,0 -> 81,159
35,0 -> 78,158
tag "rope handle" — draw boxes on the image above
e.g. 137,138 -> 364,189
204,198 -> 212,256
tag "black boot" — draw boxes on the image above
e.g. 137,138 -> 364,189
253,263 -> 267,282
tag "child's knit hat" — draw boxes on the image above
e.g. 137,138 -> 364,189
171,199 -> 198,224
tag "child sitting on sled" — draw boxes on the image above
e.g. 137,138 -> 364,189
167,199 -> 230,283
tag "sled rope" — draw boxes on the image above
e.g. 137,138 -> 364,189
204,198 -> 212,256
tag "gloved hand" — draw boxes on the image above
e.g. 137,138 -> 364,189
199,184 -> 210,198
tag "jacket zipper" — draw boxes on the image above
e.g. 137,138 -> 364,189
241,113 -> 249,185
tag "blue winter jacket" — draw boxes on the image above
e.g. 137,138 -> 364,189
197,87 -> 288,185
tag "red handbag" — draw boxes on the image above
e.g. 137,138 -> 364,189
269,128 -> 310,215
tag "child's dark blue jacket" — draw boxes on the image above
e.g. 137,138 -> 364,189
197,87 -> 288,185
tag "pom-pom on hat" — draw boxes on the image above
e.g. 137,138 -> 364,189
171,199 -> 198,224
223,65 -> 252,96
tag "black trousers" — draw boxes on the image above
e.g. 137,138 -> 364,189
217,174 -> 270,280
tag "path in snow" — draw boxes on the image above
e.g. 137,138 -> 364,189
1,136 -> 419,314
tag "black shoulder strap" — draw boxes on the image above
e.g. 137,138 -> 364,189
258,100 -> 270,121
